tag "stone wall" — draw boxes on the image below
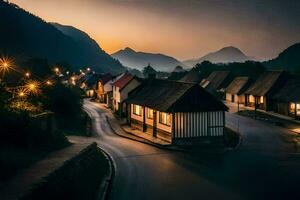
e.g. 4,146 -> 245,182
21,143 -> 109,200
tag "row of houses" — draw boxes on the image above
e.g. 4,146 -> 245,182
180,69 -> 300,119
79,67 -> 299,144
80,71 -> 228,144
199,70 -> 300,119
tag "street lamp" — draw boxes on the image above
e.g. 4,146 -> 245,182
46,80 -> 52,85
25,80 -> 41,95
25,72 -> 30,78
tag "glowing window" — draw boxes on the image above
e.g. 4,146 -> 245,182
147,108 -> 153,119
133,105 -> 142,116
159,112 -> 171,126
260,96 -> 264,103
249,95 -> 255,103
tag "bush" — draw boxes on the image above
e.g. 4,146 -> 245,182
43,83 -> 82,117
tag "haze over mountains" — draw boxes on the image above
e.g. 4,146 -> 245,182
0,1 -> 125,74
183,46 -> 252,67
111,47 -> 185,72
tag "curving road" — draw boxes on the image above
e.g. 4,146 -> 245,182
83,100 -> 300,200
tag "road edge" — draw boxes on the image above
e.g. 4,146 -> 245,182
96,146 -> 116,200
106,115 -> 234,154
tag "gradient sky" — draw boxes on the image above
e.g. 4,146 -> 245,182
10,0 -> 300,60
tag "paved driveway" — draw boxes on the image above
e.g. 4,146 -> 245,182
83,100 -> 300,200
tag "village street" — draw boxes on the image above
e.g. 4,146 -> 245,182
83,100 -> 300,200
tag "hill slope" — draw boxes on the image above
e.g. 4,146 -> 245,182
111,47 -> 185,72
264,42 -> 300,72
0,1 -> 124,74
183,46 -> 251,67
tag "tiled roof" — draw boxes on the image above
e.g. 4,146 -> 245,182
225,77 -> 250,95
180,68 -> 202,83
272,75 -> 300,102
245,71 -> 283,96
127,79 -> 228,112
113,73 -> 134,89
201,71 -> 229,91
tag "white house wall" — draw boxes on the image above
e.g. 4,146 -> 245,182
120,79 -> 140,102
174,111 -> 224,138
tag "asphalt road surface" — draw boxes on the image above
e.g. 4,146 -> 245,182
83,100 -> 300,200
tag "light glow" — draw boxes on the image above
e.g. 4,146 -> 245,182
25,80 -> 41,95
46,80 -> 52,85
17,88 -> 27,98
0,57 -> 14,74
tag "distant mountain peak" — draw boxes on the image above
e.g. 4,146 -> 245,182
183,46 -> 251,67
123,47 -> 136,52
219,46 -> 243,53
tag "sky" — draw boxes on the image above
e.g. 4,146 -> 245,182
10,0 -> 300,61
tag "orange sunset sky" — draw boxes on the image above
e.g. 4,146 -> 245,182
10,0 -> 300,60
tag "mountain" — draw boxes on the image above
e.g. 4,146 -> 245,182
183,46 -> 252,67
264,42 -> 300,73
51,23 -> 125,74
0,1 -> 124,74
111,47 -> 185,72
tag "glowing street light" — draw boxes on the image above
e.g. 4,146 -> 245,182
46,80 -> 52,85
25,80 -> 41,95
87,67 -> 91,71
0,57 -> 13,74
19,91 -> 25,97
16,88 -> 27,98
25,72 -> 30,78
54,67 -> 60,74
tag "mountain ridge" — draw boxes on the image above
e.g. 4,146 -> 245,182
111,47 -> 186,72
0,1 -> 125,74
183,46 -> 252,67
264,42 -> 300,72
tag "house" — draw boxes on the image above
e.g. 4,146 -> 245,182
80,73 -> 102,97
244,71 -> 286,111
272,75 -> 300,119
200,71 -> 230,92
112,73 -> 141,116
180,67 -> 202,83
225,77 -> 252,104
126,79 -> 228,144
96,73 -> 113,103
